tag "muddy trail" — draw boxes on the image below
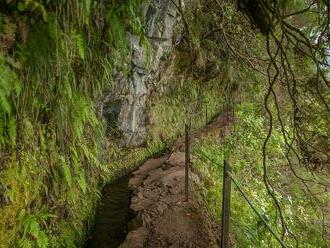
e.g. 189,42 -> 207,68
87,112 -> 233,248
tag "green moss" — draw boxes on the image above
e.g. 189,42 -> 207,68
0,1 -> 146,247
0,0 -> 173,246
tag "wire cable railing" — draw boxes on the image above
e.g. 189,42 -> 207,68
194,149 -> 288,248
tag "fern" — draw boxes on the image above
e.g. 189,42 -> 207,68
60,157 -> 72,189
18,213 -> 50,248
0,92 -> 11,114
74,32 -> 86,60
107,8 -> 128,58
64,79 -> 73,99
82,0 -> 91,25
0,1 -> 129,247
6,188 -> 14,203
7,116 -> 16,144
0,55 -> 21,147
18,239 -> 34,248
76,171 -> 87,194
0,56 -> 16,114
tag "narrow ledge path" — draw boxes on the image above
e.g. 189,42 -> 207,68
120,113 -> 233,248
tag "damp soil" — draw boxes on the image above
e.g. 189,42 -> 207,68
85,176 -> 130,248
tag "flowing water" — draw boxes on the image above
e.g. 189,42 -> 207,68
85,176 -> 130,248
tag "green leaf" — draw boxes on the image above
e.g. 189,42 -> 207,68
83,0 -> 91,25
13,78 -> 22,95
61,157 -> 72,188
64,79 -> 72,99
29,220 -> 40,238
0,92 -> 11,114
36,231 -> 49,248
75,33 -> 85,60
8,116 -> 16,143
6,188 -> 14,202
77,172 -> 87,193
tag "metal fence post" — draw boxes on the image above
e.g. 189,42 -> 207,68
184,114 -> 190,202
221,160 -> 232,248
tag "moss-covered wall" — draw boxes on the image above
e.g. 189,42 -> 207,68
0,1 -> 114,247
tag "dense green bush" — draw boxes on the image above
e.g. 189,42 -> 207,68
193,95 -> 329,247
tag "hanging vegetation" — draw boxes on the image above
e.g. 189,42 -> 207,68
0,0 -> 329,247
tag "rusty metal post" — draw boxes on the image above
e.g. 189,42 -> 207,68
221,160 -> 232,248
184,114 -> 190,202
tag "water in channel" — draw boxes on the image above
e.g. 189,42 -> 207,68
85,176 -> 130,248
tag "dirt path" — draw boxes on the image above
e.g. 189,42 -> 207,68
119,113 -> 233,248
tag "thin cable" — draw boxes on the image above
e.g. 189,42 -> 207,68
195,149 -> 224,169
195,151 -> 288,247
229,173 -> 288,248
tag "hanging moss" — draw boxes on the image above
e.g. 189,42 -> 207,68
0,1 -> 149,247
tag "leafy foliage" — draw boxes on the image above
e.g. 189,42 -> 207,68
0,0 -> 328,247
0,55 -> 21,145
194,100 -> 329,247
0,0 -> 172,246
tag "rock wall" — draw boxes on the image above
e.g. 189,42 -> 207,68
102,0 -> 181,147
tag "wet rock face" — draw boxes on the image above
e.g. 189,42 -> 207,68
102,0 -> 180,147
